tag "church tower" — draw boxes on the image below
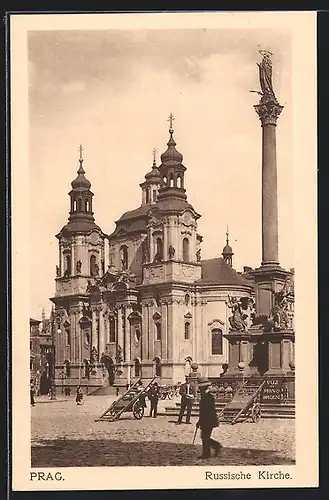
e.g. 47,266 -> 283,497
139,115 -> 203,383
50,146 -> 107,388
222,228 -> 234,267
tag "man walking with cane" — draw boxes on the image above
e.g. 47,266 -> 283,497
195,377 -> 222,459
176,375 -> 196,424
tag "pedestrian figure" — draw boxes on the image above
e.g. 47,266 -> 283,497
137,381 -> 147,411
30,379 -> 35,407
196,377 -> 222,459
148,382 -> 160,418
75,385 -> 83,405
176,375 -> 196,424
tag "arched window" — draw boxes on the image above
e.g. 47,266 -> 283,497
90,255 -> 97,277
65,255 -> 72,275
84,359 -> 90,379
152,190 -> 157,202
135,327 -> 141,343
64,360 -> 71,378
185,293 -> 190,306
183,238 -> 190,262
154,238 -> 163,262
66,327 -> 71,346
169,176 -> 174,187
109,316 -> 116,343
78,198 -> 82,211
163,176 -> 167,185
155,322 -> 161,341
73,200 -> 77,211
85,199 -> 89,211
184,322 -> 191,340
134,358 -> 141,377
154,357 -> 161,377
177,175 -> 182,188
145,189 -> 150,204
120,245 -> 128,270
211,328 -> 223,355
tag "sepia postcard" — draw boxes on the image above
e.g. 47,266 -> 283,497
10,11 -> 318,491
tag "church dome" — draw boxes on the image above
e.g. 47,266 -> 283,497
71,161 -> 91,190
222,243 -> 233,255
160,132 -> 183,165
145,165 -> 161,181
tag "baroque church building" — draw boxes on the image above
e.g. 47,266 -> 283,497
51,122 -> 254,391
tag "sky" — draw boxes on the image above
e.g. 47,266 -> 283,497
28,28 -> 292,319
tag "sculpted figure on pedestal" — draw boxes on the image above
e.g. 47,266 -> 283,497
226,295 -> 247,331
268,280 -> 294,331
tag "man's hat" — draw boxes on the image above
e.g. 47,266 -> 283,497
198,377 -> 211,387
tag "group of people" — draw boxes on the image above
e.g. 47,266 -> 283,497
136,381 -> 161,418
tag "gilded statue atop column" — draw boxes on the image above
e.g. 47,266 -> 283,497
254,50 -> 284,126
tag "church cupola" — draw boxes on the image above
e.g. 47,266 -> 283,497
157,113 -> 187,202
68,145 -> 95,225
140,149 -> 162,205
222,227 -> 234,267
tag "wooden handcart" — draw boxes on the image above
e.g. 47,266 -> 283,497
218,379 -> 266,425
95,377 -> 156,422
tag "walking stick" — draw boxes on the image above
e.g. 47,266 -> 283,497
192,425 -> 198,444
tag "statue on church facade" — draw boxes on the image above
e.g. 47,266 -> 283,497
76,260 -> 82,274
227,295 -> 248,331
168,245 -> 175,259
91,346 -> 98,362
115,344 -> 124,364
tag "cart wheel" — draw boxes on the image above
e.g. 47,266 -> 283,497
167,390 -> 174,400
133,402 -> 144,420
251,403 -> 261,423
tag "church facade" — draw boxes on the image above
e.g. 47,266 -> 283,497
50,124 -> 254,391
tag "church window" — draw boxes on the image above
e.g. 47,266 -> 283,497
73,200 -> 77,211
185,293 -> 190,306
154,238 -> 163,262
155,322 -> 161,341
177,175 -> 182,188
169,176 -> 174,187
163,176 -> 167,185
134,358 -> 141,377
83,359 -> 90,379
154,357 -> 161,377
152,190 -> 157,202
78,198 -> 82,211
184,322 -> 191,340
109,316 -> 116,343
135,328 -> 141,342
85,199 -> 89,211
183,238 -> 190,262
65,254 -> 72,275
66,327 -> 71,346
120,245 -> 128,270
90,255 -> 97,277
211,329 -> 223,355
145,189 -> 150,204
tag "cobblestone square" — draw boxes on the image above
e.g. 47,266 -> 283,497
31,395 -> 295,467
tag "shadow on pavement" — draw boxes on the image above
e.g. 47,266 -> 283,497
32,439 -> 295,467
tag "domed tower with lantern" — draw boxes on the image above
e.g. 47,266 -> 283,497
139,114 -> 203,382
50,146 -> 107,391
